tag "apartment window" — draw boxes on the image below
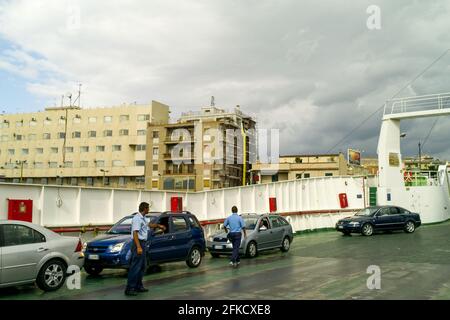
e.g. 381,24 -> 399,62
152,180 -> 158,189
65,147 -> 74,153
26,178 -> 34,184
152,147 -> 159,156
152,131 -> 159,138
1,135 -> 8,141
137,129 -> 146,136
112,145 -> 122,152
120,115 -> 129,122
103,130 -> 112,137
112,160 -> 122,167
136,144 -> 146,151
59,117 -> 65,125
104,116 -> 112,123
41,178 -> 48,185
22,148 -> 29,155
80,161 -> 89,168
28,134 -> 36,140
55,177 -> 62,185
153,164 -> 158,171
58,132 -> 66,139
43,133 -> 51,140
49,162 -> 58,168
64,161 -> 73,168
80,146 -> 89,153
138,114 -> 150,121
135,160 -> 145,167
88,131 -> 96,138
72,131 -> 81,138
16,120 -> 23,127
325,173 -> 333,177
15,134 -> 23,141
88,117 -> 97,123
118,177 -> 127,187
296,174 -> 302,179
35,148 -> 44,154
2,121 -> 9,128
44,118 -> 52,125
86,177 -> 94,186
50,147 -> 58,154
103,177 -> 110,186
70,178 -> 78,186
73,116 -> 81,124
29,120 -> 37,127
95,160 -> 105,167
96,145 -> 105,152
34,162 -> 44,169
119,129 -> 129,136
304,173 -> 310,178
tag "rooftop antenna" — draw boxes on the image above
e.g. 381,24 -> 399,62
66,92 -> 72,107
72,83 -> 82,108
211,96 -> 215,107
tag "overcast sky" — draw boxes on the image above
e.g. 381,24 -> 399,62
1,0 -> 449,160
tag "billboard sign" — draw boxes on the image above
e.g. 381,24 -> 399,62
348,149 -> 361,166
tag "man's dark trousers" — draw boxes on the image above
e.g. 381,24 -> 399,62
229,232 -> 242,263
126,240 -> 147,291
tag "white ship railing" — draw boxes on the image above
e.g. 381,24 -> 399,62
404,170 -> 440,187
384,92 -> 450,115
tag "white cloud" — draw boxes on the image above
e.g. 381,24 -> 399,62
0,0 -> 450,157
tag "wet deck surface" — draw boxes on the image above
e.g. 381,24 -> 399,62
2,221 -> 450,300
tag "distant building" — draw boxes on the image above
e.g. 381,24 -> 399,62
403,155 -> 445,172
145,106 -> 256,191
0,101 -> 169,188
251,153 -> 350,184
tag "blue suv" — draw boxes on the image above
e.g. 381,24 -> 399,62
83,211 -> 205,275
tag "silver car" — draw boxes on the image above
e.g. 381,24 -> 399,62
0,220 -> 85,291
207,214 -> 294,258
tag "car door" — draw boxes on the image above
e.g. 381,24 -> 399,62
268,216 -> 285,247
255,217 -> 273,250
389,207 -> 406,230
374,207 -> 392,230
0,224 -> 48,285
168,215 -> 192,260
148,216 -> 173,263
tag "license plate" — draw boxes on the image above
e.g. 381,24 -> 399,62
88,254 -> 99,260
338,226 -> 343,229
214,245 -> 223,250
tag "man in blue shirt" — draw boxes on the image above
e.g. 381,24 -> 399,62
223,206 -> 246,268
125,202 -> 166,296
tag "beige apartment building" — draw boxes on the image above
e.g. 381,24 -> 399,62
0,101 -> 169,188
251,153 -> 350,184
145,106 -> 256,191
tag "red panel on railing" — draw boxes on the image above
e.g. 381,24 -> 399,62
171,197 -> 183,212
269,197 -> 277,212
8,199 -> 33,222
338,193 -> 348,208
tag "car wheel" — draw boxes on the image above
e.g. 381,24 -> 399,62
210,252 -> 220,258
404,221 -> 416,233
85,265 -> 104,276
36,259 -> 67,292
280,236 -> 291,252
361,223 -> 374,236
246,241 -> 258,258
186,247 -> 202,268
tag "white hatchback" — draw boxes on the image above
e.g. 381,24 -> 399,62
0,220 -> 84,291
